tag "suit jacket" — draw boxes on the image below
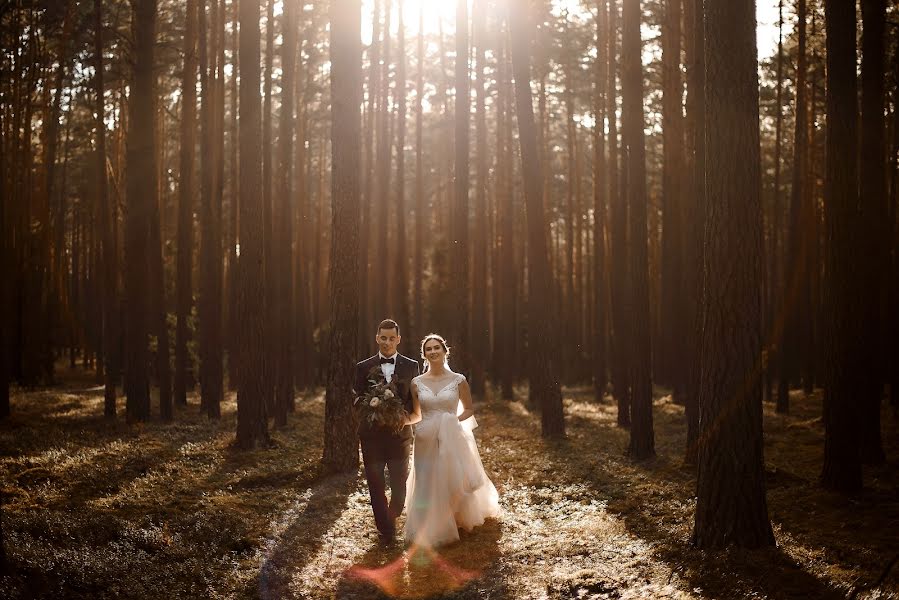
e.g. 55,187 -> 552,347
354,353 -> 421,443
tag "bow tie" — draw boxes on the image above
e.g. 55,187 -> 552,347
379,357 -> 395,365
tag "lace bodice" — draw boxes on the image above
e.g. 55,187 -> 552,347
413,373 -> 465,419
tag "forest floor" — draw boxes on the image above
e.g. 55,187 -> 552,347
1,366 -> 898,600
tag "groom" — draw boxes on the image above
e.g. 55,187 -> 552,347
354,318 -> 420,543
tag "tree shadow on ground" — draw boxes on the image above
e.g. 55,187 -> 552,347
571,409 -> 852,599
335,518 -> 506,599
491,398 -> 847,600
256,470 -> 359,599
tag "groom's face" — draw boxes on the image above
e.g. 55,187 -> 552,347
376,327 -> 401,357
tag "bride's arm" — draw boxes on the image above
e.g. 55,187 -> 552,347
406,382 -> 422,426
457,380 -> 475,423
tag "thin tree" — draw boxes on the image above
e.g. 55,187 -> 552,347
659,0 -> 684,395
175,0 -> 198,408
693,0 -> 775,549
820,0 -> 863,493
608,0 -> 630,427
263,0 -> 276,413
124,0 -> 158,422
509,0 -> 564,437
199,0 -> 224,417
148,113 -> 172,421
322,0 -> 362,472
452,0 -> 471,379
859,0 -> 887,465
227,0 -> 240,390
682,0 -> 704,464
95,0 -> 119,418
591,0 -> 609,401
394,0 -> 410,333
413,2 -> 425,345
236,0 -> 270,449
496,17 -> 516,401
767,0 -> 785,405
621,0 -> 653,459
779,0 -> 809,414
274,0 -> 299,428
471,0 -> 489,396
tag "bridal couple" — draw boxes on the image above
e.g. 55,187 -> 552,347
353,319 -> 500,548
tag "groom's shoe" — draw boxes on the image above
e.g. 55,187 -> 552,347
378,529 -> 396,546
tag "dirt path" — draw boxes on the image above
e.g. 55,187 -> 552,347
246,396 -> 699,600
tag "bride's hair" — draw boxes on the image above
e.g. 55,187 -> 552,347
420,334 -> 450,373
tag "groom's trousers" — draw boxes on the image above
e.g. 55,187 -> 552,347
360,436 -> 412,536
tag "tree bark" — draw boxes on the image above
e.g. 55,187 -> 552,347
471,0 -> 489,396
274,0 -> 299,428
820,0 -> 863,493
779,0 -> 809,414
124,0 -> 158,422
236,0 -> 270,449
660,0 -> 684,397
621,0 -> 654,459
452,0 -> 471,380
95,0 -> 120,418
394,0 -> 410,336
608,0 -> 630,428
323,0 -> 362,472
592,0 -> 609,402
859,0 -> 887,465
683,0 -> 705,465
176,0 -> 198,408
693,0 -> 775,549
509,0 -> 564,437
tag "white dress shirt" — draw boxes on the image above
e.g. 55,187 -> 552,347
378,352 -> 397,383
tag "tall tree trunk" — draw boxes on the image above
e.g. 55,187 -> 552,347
593,0 -> 609,401
471,0 -> 488,396
263,0 -> 276,414
693,0 -> 775,548
452,0 -> 471,379
683,0 -> 705,464
394,0 -> 410,335
227,0 -> 240,391
176,0 -> 198,408
236,0 -> 270,449
660,0 -> 684,397
859,0 -> 887,465
414,3 -> 425,351
95,0 -> 120,418
608,0 -> 630,427
621,0 -> 654,459
323,0 -> 362,472
767,0 -> 785,405
199,0 -> 224,418
509,0 -> 564,437
779,0 -> 808,414
274,0 -> 299,428
820,0 -> 863,493
124,0 -> 158,422
149,107 -> 172,421
497,22 -> 515,401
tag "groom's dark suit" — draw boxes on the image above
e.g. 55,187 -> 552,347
354,353 -> 420,538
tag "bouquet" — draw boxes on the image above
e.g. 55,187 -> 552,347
354,366 -> 409,434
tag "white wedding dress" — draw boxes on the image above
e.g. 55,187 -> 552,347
404,372 -> 500,547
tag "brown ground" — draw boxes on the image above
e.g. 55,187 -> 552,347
1,367 -> 897,599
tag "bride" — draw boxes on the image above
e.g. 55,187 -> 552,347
404,334 -> 500,547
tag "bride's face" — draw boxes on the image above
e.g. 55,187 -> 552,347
423,339 -> 446,364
